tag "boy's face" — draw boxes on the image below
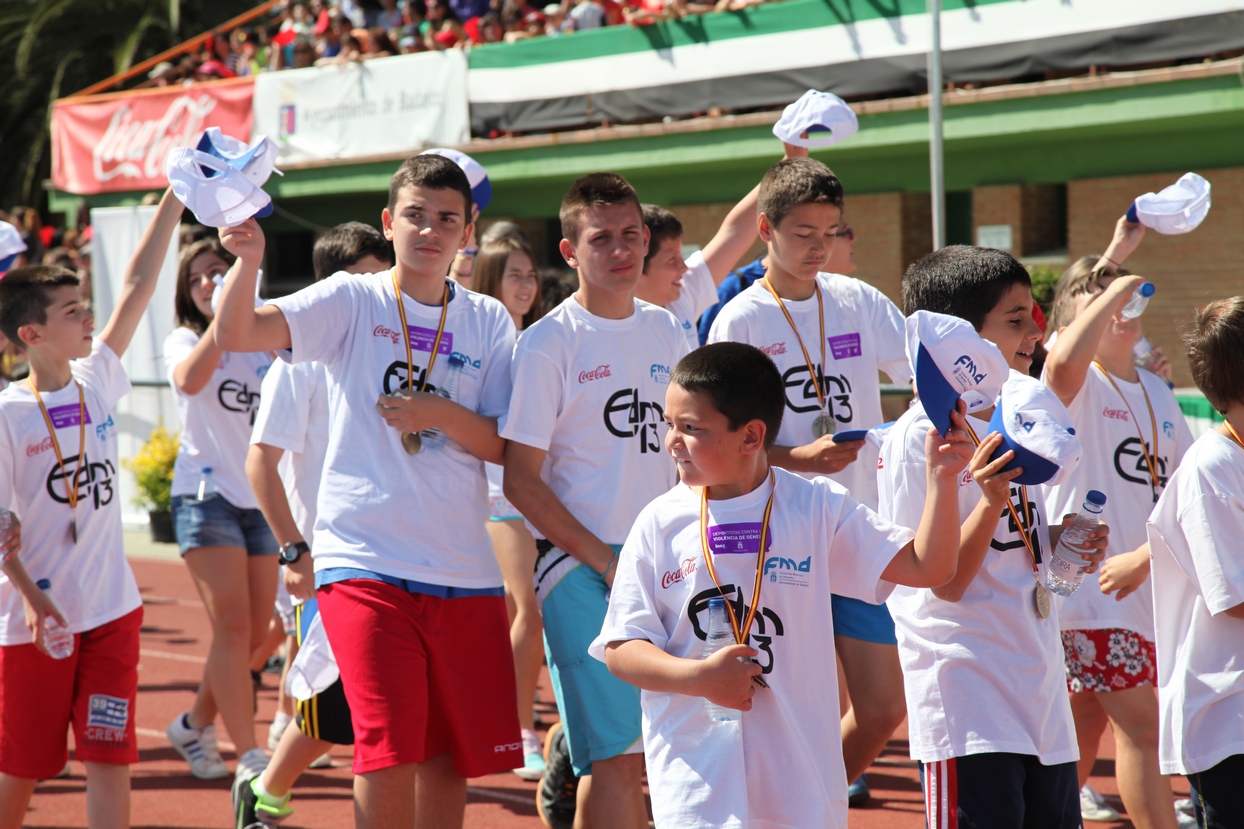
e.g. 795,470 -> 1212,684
20,285 -> 95,360
559,203 -> 649,296
760,202 -> 842,282
638,235 -> 688,307
382,184 -> 472,280
977,282 -> 1042,374
664,383 -> 761,487
1068,275 -> 1142,348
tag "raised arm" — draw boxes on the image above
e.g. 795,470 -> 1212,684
98,188 -> 184,358
212,219 -> 292,353
1092,214 -> 1145,275
1044,274 -> 1145,406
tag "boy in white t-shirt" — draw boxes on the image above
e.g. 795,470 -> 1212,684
1042,248 -> 1192,826
235,222 -> 394,828
1147,296 -> 1244,829
591,341 -> 972,829
0,188 -> 183,825
881,245 -> 1108,827
501,173 -> 689,829
707,157 -> 911,787
213,155 -> 520,829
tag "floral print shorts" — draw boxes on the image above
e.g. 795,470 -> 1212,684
1061,628 -> 1156,693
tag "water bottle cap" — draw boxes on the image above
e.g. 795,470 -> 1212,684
1086,490 -> 1107,506
36,578 -> 50,590
1138,282 -> 1155,298
707,597 -> 726,608
201,466 -> 213,474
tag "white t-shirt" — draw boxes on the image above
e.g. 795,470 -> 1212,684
249,359 -> 331,542
1147,429 -> 1244,775
590,469 -> 910,829
1043,365 -> 1193,639
164,327 -> 273,509
707,273 -> 910,509
500,295 -> 690,545
878,404 -> 1078,765
0,341 -> 142,644
271,273 -> 515,588
665,250 -> 717,353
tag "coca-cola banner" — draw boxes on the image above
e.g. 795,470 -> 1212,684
51,79 -> 254,195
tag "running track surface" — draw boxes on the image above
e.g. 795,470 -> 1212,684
22,536 -> 1183,828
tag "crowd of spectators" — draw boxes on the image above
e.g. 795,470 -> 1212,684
134,0 -> 774,87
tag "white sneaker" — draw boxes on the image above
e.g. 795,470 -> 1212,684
166,713 -> 230,780
1175,809 -> 1199,829
236,747 -> 270,783
308,753 -> 333,769
1175,798 -> 1195,816
1081,785 -> 1120,822
268,712 -> 292,752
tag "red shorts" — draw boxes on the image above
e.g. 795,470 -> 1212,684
0,607 -> 142,779
1062,627 -> 1156,694
317,580 -> 522,776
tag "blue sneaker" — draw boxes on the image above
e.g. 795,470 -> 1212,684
848,775 -> 870,807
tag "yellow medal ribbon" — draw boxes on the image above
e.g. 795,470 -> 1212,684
391,268 -> 451,395
30,378 -> 86,544
699,469 -> 776,651
761,278 -> 827,414
1093,361 -> 1162,501
1224,420 -> 1244,451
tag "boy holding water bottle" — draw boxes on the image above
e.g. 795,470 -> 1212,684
0,188 -> 185,827
590,342 -> 971,828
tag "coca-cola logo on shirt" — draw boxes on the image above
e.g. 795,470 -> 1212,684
374,325 -> 402,345
759,342 -> 787,356
93,95 -> 218,184
27,436 -> 54,458
661,557 -> 698,589
578,365 -> 611,384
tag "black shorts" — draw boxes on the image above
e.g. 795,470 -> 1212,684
294,602 -> 355,746
920,753 -> 1079,829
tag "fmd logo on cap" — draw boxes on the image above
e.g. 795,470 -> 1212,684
905,311 -> 1008,437
987,371 -> 1082,486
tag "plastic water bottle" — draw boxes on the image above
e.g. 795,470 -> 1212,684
702,597 -> 741,723
1120,282 -> 1155,321
419,354 -> 465,450
196,467 -> 216,500
1046,491 -> 1107,597
35,579 -> 74,660
1134,337 -> 1175,388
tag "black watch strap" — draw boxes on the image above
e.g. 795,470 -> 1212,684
279,541 -> 311,565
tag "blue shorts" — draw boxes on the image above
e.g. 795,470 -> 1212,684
831,594 -> 898,645
172,493 -> 278,557
541,557 -> 641,776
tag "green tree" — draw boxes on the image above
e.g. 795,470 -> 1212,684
0,0 -> 256,212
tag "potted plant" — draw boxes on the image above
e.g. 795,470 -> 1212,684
123,425 -> 179,543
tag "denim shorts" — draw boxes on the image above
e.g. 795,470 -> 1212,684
171,493 -> 278,557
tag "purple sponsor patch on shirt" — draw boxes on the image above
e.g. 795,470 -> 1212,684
707,522 -> 773,555
828,332 -> 862,360
47,403 -> 92,429
408,326 -> 454,355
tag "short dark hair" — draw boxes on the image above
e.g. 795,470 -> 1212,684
902,245 -> 1032,330
387,154 -> 473,216
1184,296 -> 1244,414
0,265 -> 81,345
175,238 -> 235,335
312,222 -> 393,280
473,234 -> 545,329
641,204 -> 683,273
758,157 -> 844,228
670,342 -> 785,450
559,173 -> 642,243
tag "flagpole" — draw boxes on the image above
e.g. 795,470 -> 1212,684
928,0 -> 946,250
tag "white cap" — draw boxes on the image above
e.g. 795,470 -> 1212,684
197,127 -> 283,186
420,148 -> 492,213
166,147 -> 274,228
905,311 -> 1009,436
1127,172 -> 1211,235
772,90 -> 859,149
0,222 -> 28,272
987,370 -> 1082,486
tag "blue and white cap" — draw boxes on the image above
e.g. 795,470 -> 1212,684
420,148 -> 492,213
166,146 -> 274,228
772,90 -> 859,149
196,127 -> 282,187
987,371 -> 1082,486
0,222 -> 28,273
905,311 -> 1009,437
1126,172 -> 1211,235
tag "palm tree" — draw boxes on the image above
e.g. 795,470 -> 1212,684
0,0 -> 256,211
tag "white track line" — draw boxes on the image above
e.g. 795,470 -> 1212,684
140,648 -> 207,664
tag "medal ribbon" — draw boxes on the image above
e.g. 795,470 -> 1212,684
699,469 -> 776,646
30,378 -> 86,542
761,278 -> 827,413
391,268 -> 450,394
963,421 -> 1040,572
1224,420 -> 1244,451
1093,361 -> 1161,500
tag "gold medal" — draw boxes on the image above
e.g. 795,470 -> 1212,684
1034,582 -> 1051,619
401,431 -> 422,455
812,413 -> 835,439
390,269 -> 450,458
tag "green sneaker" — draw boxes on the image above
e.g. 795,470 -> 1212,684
233,775 -> 293,829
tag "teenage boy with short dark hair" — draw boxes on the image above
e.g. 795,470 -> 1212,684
707,156 -> 912,787
502,173 -> 690,829
214,154 -> 520,829
0,188 -> 183,829
881,245 -> 1108,827
592,341 -> 971,828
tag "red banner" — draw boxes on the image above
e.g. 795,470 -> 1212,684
51,79 -> 254,195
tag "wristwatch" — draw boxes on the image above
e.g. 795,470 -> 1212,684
278,541 -> 311,566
